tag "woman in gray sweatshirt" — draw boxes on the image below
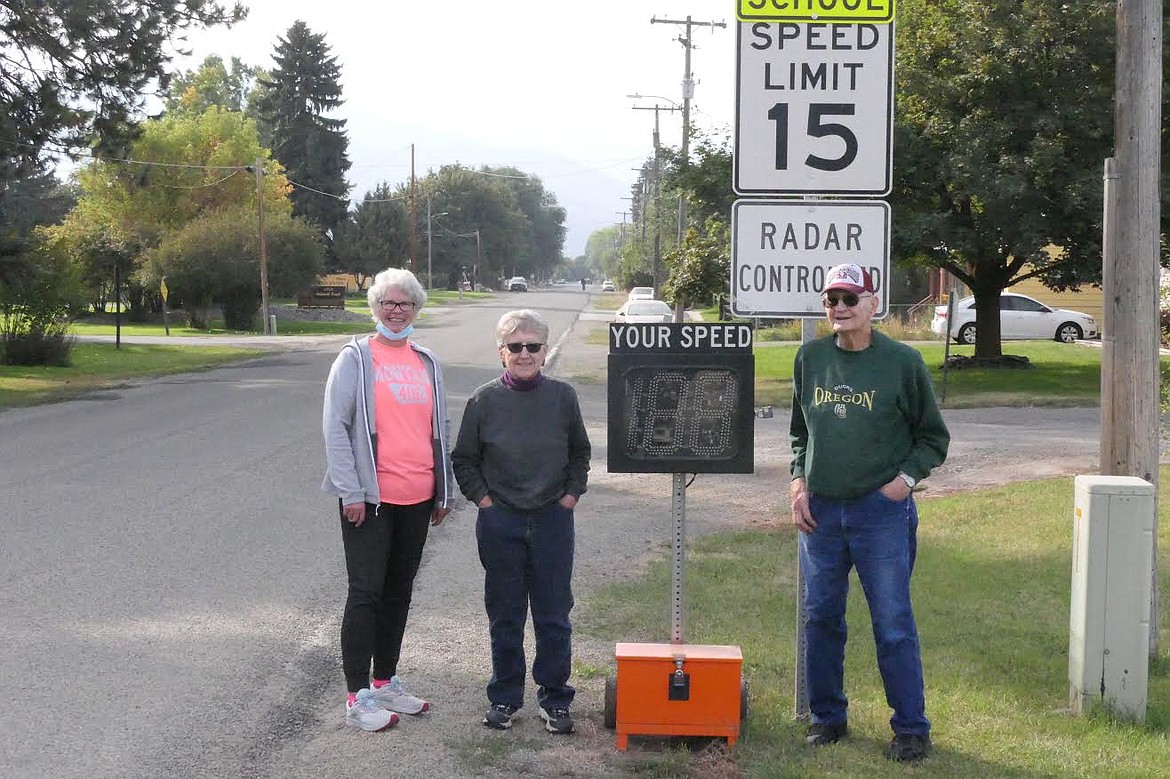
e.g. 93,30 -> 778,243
321,268 -> 455,733
452,309 -> 591,736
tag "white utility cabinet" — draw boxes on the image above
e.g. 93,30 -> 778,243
1068,475 -> 1154,721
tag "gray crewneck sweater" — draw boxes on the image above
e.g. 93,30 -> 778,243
452,376 -> 591,512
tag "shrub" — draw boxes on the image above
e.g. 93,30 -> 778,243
0,234 -> 86,366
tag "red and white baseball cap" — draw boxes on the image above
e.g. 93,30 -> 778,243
823,263 -> 875,294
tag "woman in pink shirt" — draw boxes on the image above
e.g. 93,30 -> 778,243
322,268 -> 456,732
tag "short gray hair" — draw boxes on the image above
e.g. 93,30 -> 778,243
495,309 -> 549,346
367,268 -> 427,323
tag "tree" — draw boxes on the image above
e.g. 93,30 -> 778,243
53,107 -> 292,320
662,217 -> 732,311
481,167 -> 567,280
140,206 -> 323,329
0,1 -> 244,187
71,107 -> 291,241
165,54 -> 258,115
0,230 -> 87,366
892,0 -> 1136,358
256,21 -> 351,250
336,183 -> 410,284
417,165 -> 529,288
0,170 -> 76,286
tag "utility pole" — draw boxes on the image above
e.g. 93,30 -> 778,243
409,144 -> 418,271
651,14 -> 727,245
632,103 -> 678,296
1100,0 -> 1162,656
254,157 -> 271,335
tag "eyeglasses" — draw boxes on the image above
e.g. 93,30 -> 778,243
503,342 -> 544,354
378,300 -> 416,312
822,292 -> 872,308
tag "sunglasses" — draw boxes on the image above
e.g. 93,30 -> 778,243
503,342 -> 544,354
378,300 -> 416,312
822,292 -> 871,308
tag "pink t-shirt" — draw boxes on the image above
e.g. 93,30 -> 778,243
369,339 -> 435,505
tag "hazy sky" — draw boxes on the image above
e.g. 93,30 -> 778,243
172,0 -> 737,256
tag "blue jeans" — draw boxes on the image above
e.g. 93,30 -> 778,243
799,488 -> 929,736
476,501 -> 575,710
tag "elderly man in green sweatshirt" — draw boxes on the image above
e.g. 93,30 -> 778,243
789,263 -> 950,763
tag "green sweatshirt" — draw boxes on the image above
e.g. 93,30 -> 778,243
790,331 -> 950,500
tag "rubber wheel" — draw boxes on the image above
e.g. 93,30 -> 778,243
603,675 -> 618,730
957,322 -> 976,345
740,678 -> 750,722
1055,322 -> 1083,343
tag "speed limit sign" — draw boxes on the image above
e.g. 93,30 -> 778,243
733,22 -> 893,196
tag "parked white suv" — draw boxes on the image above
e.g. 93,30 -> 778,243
507,276 -> 528,292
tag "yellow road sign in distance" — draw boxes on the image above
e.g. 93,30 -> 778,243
738,0 -> 895,24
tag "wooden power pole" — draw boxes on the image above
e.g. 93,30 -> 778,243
1100,0 -> 1162,656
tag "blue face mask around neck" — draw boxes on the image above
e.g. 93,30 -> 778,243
376,322 -> 413,341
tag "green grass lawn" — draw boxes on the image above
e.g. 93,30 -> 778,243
0,343 -> 264,407
753,341 -> 1126,409
578,470 -> 1170,778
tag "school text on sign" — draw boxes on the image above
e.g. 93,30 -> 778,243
737,0 -> 895,24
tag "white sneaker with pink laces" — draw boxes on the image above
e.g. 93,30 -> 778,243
345,688 -> 399,732
371,675 -> 431,715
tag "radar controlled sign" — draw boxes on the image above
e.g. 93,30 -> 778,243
608,323 -> 754,474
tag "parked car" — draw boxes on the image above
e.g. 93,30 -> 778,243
627,286 -> 655,302
601,279 -> 616,292
615,299 -> 674,324
507,276 -> 528,292
930,293 -> 1098,345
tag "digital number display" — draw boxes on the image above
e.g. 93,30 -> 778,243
607,323 -> 754,474
622,368 -> 740,461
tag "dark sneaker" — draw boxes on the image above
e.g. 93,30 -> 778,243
886,733 -> 931,762
806,721 -> 848,746
483,703 -> 518,730
539,706 -> 574,734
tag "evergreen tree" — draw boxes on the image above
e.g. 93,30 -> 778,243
256,21 -> 351,255
0,1 -> 243,187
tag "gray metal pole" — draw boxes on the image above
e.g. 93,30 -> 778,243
794,317 -> 818,719
671,472 -> 687,644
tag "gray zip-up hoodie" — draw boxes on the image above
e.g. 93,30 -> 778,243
321,335 -> 455,509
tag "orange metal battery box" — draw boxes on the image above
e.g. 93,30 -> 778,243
613,642 -> 743,751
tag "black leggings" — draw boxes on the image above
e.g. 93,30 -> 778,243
339,499 -> 432,692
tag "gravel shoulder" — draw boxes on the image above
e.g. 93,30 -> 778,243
259,309 -> 1105,779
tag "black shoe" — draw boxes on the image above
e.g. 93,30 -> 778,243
482,703 -> 518,730
806,721 -> 848,746
886,733 -> 931,762
539,706 -> 574,734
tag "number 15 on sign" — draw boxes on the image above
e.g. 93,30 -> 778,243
734,22 -> 894,196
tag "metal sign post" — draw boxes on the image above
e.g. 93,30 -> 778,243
671,472 -> 687,643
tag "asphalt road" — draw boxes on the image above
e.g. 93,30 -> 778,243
0,288 -> 1106,778
0,288 -> 585,778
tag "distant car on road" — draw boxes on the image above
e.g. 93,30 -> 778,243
615,299 -> 673,324
507,276 -> 528,292
601,280 -> 616,292
930,292 -> 1098,345
627,286 -> 655,302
